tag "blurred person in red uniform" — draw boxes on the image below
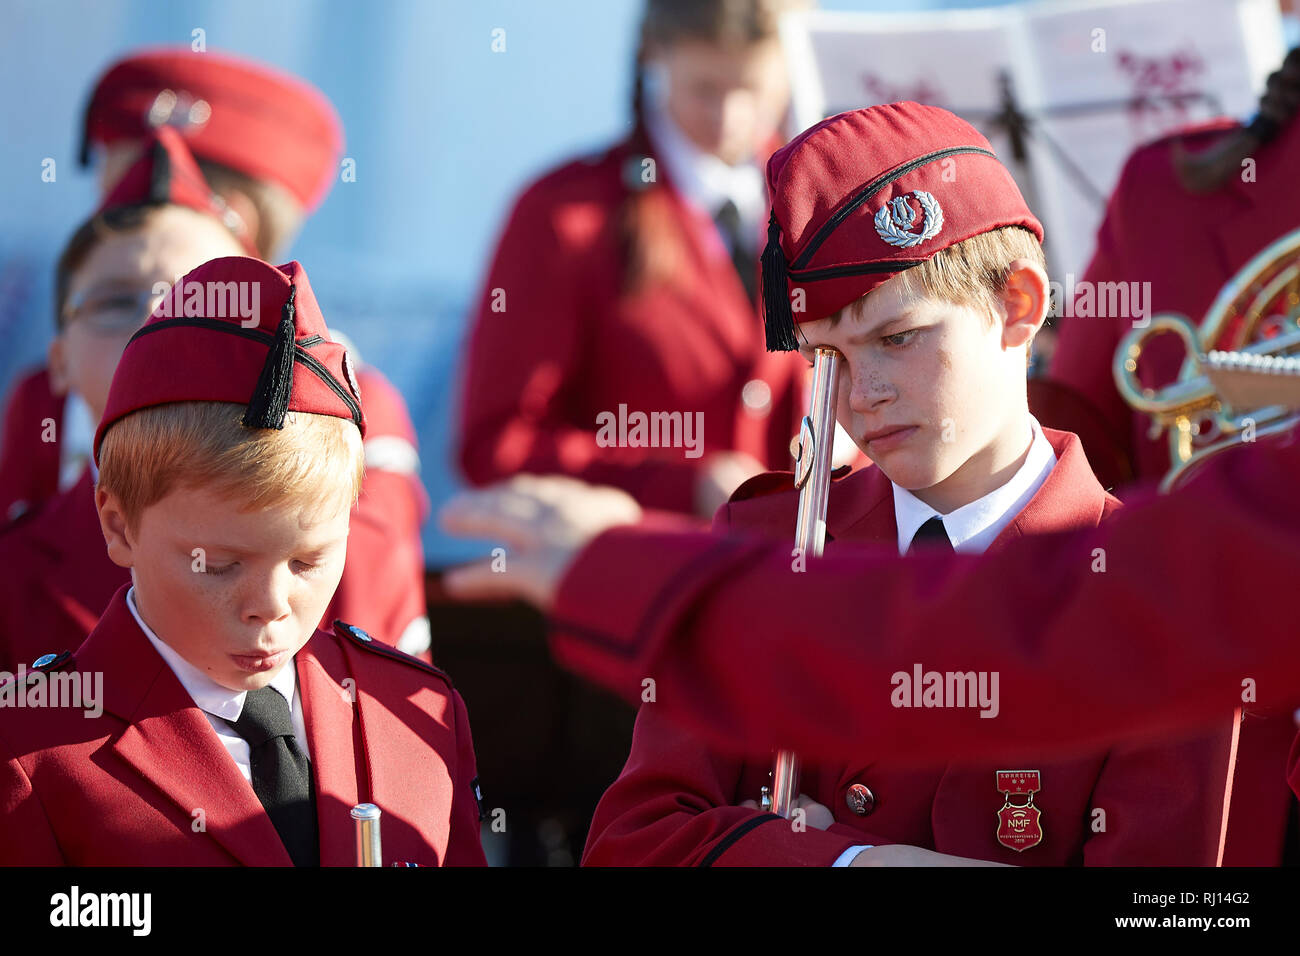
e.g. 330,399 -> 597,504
457,0 -> 810,519
439,0 -> 811,865
0,131 -> 252,671
0,48 -> 430,656
1049,47 -> 1300,484
1047,46 -> 1300,866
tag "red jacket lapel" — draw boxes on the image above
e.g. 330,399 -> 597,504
989,428 -> 1117,551
826,465 -> 898,544
81,587 -> 290,866
725,427 -> 1116,549
345,640 -> 459,864
295,635 -> 363,866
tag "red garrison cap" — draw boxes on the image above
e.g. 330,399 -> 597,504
81,47 -> 343,212
94,257 -> 366,463
98,126 -> 258,254
760,102 -> 1044,351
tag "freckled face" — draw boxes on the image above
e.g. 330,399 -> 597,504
110,484 -> 351,692
795,275 -> 1022,491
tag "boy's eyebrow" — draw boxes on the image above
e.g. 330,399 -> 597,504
197,541 -> 338,558
200,543 -> 254,558
847,314 -> 903,342
798,308 -> 915,353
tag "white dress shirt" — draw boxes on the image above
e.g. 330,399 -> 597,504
643,100 -> 768,257
892,415 -> 1058,555
833,415 -> 1057,867
126,585 -> 311,783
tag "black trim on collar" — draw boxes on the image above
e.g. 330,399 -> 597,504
1,652 -> 75,692
332,620 -> 453,688
32,650 -> 73,671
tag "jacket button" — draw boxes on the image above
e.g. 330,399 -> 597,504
845,783 -> 875,816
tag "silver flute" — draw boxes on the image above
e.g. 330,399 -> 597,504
351,803 -> 382,866
767,346 -> 841,819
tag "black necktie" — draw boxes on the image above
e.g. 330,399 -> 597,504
714,199 -> 758,305
227,685 -> 319,867
908,516 -> 954,554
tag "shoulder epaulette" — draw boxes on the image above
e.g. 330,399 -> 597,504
30,651 -> 73,672
729,470 -> 796,503
1,498 -> 42,535
728,464 -> 854,504
0,651 -> 73,691
331,620 -> 452,687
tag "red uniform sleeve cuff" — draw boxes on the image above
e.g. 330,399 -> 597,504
700,814 -> 869,867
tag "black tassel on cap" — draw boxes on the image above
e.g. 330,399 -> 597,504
242,284 -> 297,429
147,138 -> 171,202
761,210 -> 799,352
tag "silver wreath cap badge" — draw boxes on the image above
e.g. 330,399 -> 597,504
873,191 -> 944,248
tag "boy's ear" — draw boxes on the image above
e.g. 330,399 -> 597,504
998,258 -> 1050,351
95,486 -> 136,570
47,337 -> 70,395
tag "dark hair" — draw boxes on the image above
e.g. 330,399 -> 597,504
1173,46 -> 1299,193
620,0 -> 798,293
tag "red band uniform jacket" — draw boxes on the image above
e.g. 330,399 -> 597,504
582,429 -> 1236,866
1049,119 -> 1300,483
457,134 -> 806,513
1048,119 -> 1300,864
0,584 -> 486,866
0,367 -> 427,672
0,368 -> 63,525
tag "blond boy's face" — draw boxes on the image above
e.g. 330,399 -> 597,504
795,263 -> 1044,497
97,483 -> 351,692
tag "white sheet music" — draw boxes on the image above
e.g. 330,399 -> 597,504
779,0 -> 1286,280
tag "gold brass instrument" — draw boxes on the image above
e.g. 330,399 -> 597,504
761,346 -> 841,819
1114,226 -> 1300,492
